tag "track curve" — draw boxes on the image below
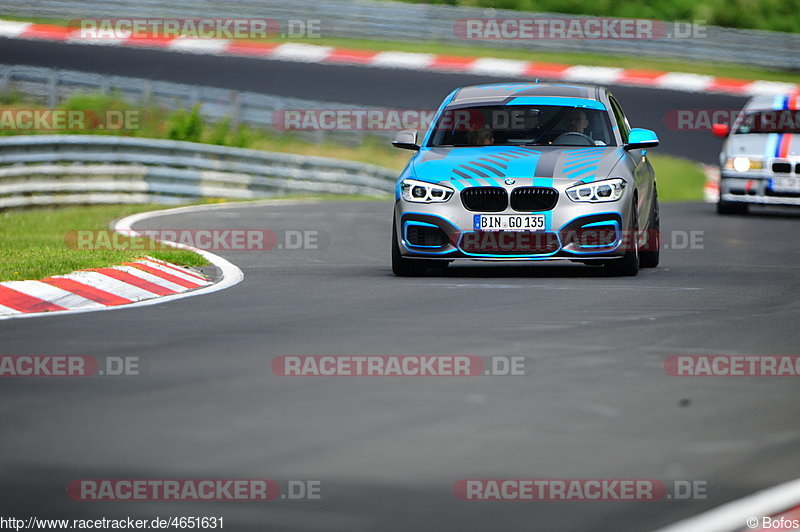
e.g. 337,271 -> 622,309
2,200 -> 800,530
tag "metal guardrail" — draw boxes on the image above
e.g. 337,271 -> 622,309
0,135 -> 397,208
2,0 -> 800,70
0,64 -> 388,145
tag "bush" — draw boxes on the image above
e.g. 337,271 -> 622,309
166,105 -> 204,142
395,0 -> 800,33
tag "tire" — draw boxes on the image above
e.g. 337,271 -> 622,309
391,217 -> 427,277
603,199 -> 640,277
639,186 -> 660,269
717,199 -> 748,215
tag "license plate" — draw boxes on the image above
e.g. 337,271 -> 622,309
474,214 -> 545,231
771,177 -> 800,192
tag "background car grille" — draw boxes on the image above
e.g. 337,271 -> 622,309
510,187 -> 559,211
406,225 -> 448,247
460,187 -> 508,212
772,162 -> 792,173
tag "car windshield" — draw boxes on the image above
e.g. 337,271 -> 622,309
427,104 -> 615,147
735,110 -> 800,134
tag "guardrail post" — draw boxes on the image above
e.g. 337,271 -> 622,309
142,79 -> 153,105
47,71 -> 58,107
231,91 -> 241,129
0,70 -> 9,95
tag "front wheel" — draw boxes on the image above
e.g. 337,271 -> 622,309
639,186 -> 660,268
392,218 -> 427,277
603,200 -> 639,277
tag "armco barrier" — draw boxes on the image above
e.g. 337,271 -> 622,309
0,135 -> 397,208
0,64 -> 388,146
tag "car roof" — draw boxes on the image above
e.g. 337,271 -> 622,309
448,82 -> 604,107
745,94 -> 800,111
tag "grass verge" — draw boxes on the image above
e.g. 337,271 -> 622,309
0,204 -> 208,282
649,153 -> 706,202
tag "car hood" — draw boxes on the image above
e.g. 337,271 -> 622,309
725,133 -> 800,158
411,145 -> 626,186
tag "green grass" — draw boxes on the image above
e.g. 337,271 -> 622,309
0,205 -> 208,282
649,153 -> 706,202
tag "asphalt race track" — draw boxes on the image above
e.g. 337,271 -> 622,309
2,37 -> 799,531
0,37 -> 749,163
3,200 -> 800,530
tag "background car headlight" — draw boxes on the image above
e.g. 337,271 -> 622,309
566,178 -> 626,203
401,179 -> 454,203
725,157 -> 764,172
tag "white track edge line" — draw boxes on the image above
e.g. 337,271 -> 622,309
653,478 -> 800,532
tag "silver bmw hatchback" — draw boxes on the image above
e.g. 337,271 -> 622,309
391,82 -> 660,277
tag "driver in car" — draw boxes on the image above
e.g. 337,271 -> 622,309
468,127 -> 495,146
562,108 -> 590,135
551,108 -> 603,145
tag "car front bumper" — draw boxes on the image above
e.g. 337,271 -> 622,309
720,172 -> 800,206
394,180 -> 634,261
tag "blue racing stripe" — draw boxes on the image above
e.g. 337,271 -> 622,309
569,167 -> 600,180
765,134 -> 780,159
563,159 -> 601,173
450,180 -> 467,191
508,97 -> 606,110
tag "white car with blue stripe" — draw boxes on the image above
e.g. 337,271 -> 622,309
713,93 -> 800,214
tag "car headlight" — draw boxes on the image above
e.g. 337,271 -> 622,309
400,179 -> 454,203
566,178 -> 626,203
724,157 -> 764,172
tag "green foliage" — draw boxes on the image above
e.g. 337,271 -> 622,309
389,0 -> 800,33
167,104 -> 204,142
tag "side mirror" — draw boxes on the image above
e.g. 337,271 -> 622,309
711,123 -> 730,138
392,129 -> 420,151
625,128 -> 659,150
